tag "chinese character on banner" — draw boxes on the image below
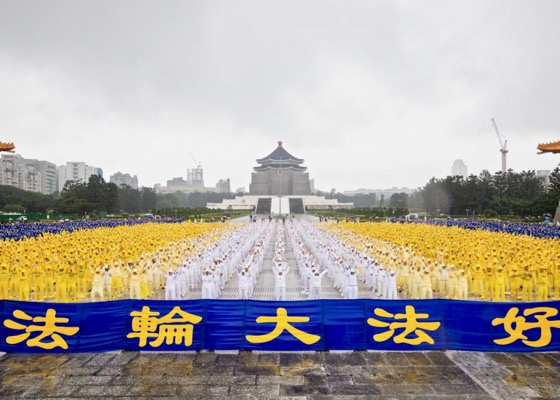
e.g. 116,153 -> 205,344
4,309 -> 79,350
127,306 -> 202,348
492,306 -> 560,348
246,307 -> 320,345
367,305 -> 441,345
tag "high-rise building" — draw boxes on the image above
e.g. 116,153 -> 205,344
110,172 -> 138,189
186,167 -> 204,189
536,170 -> 551,187
216,178 -> 231,193
452,159 -> 468,178
0,154 -> 58,195
58,162 -> 103,191
156,165 -> 229,194
167,177 -> 187,188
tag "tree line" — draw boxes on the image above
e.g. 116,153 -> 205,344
316,165 -> 560,218
1,165 -> 559,218
414,167 -> 560,217
0,175 -> 236,215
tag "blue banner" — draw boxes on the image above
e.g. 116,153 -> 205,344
1,299 -> 558,353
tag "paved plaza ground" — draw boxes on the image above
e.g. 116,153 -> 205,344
1,350 -> 559,399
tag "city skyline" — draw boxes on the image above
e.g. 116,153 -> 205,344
1,1 -> 559,192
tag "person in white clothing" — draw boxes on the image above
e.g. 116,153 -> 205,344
346,269 -> 359,299
161,268 -> 178,300
91,268 -> 104,301
201,270 -> 215,299
237,268 -> 251,299
129,268 -> 141,300
383,269 -> 399,300
273,264 -> 290,301
309,268 -> 328,300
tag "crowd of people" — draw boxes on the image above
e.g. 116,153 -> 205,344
1,213 -> 559,303
0,221 -> 226,301
0,218 -> 183,241
416,218 -> 560,240
326,222 -> 560,301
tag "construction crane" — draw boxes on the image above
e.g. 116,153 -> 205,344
189,152 -> 201,169
491,118 -> 508,173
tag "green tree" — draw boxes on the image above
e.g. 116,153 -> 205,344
389,193 -> 409,209
477,170 -> 496,213
56,180 -> 91,213
422,178 -> 450,215
140,187 -> 157,211
118,184 -> 141,213
103,182 -> 119,213
86,175 -> 106,210
549,165 -> 560,193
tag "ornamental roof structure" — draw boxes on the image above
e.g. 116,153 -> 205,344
254,141 -> 307,172
537,141 -> 560,154
0,142 -> 15,152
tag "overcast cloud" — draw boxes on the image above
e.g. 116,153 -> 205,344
1,0 -> 559,192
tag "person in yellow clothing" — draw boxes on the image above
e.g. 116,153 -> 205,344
9,264 -> 19,299
18,267 -> 31,301
482,266 -> 494,301
508,264 -> 521,300
420,268 -> 433,299
398,262 -> 410,294
438,264 -> 449,297
76,262 -> 88,298
55,265 -> 68,303
471,265 -> 484,298
139,268 -> 150,299
457,269 -> 470,300
44,263 -> 55,299
494,266 -> 507,302
102,265 -> 113,299
553,264 -> 560,300
410,266 -> 422,299
67,264 -> 79,301
31,264 -> 46,301
447,266 -> 459,299
111,263 -> 124,297
536,267 -> 550,301
0,264 -> 10,299
520,265 -> 535,302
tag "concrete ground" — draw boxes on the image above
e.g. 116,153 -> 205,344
0,350 -> 559,399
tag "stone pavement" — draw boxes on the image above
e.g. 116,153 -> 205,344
0,350 -> 559,399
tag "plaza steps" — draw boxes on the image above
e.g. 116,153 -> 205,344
288,198 -> 305,214
255,198 -> 272,214
270,197 -> 290,216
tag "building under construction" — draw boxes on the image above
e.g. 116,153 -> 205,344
186,167 -> 204,189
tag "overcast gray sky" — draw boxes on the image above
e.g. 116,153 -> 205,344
1,0 -> 559,192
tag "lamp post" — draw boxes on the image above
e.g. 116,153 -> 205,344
278,161 -> 282,217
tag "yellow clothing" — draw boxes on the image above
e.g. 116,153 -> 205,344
494,270 -> 506,302
536,271 -> 549,301
18,270 -> 31,301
